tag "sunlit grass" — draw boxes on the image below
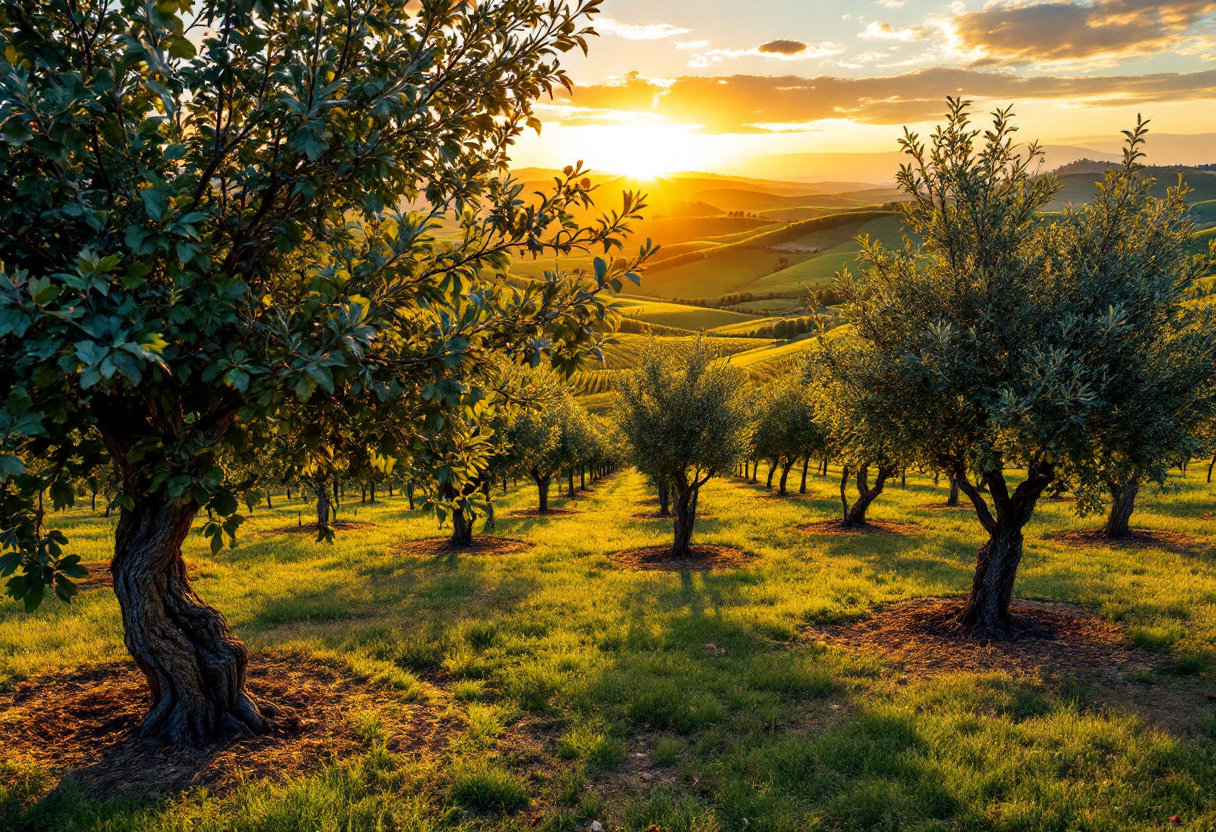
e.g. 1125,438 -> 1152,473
2,466 -> 1215,830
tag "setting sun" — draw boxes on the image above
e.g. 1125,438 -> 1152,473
539,121 -> 722,179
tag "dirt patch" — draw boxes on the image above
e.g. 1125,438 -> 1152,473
807,598 -> 1153,677
796,519 -> 921,536
390,537 -> 532,557
257,521 -> 373,537
507,507 -> 579,518
755,491 -> 819,501
609,545 -> 754,572
919,502 -> 974,512
806,598 -> 1216,736
629,512 -> 716,522
78,561 -> 113,591
1045,528 -> 1211,555
0,653 -> 428,802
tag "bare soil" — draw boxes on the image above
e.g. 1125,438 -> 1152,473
806,598 -> 1215,736
390,537 -> 532,557
1045,528 -> 1211,555
629,512 -> 716,521
609,545 -> 754,572
796,519 -> 922,536
918,502 -> 974,512
507,508 -> 579,518
257,521 -> 374,537
0,653 -> 423,801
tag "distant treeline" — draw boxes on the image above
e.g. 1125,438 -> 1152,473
667,289 -> 843,310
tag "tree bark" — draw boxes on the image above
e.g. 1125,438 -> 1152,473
671,476 -> 701,558
947,476 -> 960,507
406,481 -> 415,511
1104,479 -> 1140,540
657,478 -> 671,517
481,479 -> 495,533
766,459 -> 777,489
800,457 -> 810,494
952,459 -> 1055,632
314,478 -> 331,526
533,470 -> 551,513
840,463 -> 894,528
778,458 -> 794,495
1208,454 -> 1215,484
449,506 -> 475,548
112,498 -> 271,747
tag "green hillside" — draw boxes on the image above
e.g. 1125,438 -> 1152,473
612,297 -> 759,330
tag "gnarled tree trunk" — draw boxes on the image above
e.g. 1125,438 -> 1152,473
766,459 -> 778,489
778,458 -> 795,495
1104,479 -> 1140,540
839,463 -> 894,528
449,506 -> 475,547
952,459 -> 1054,632
947,476 -> 960,506
657,478 -> 671,517
532,470 -> 551,513
112,498 -> 271,747
313,477 -> 331,526
799,457 -> 810,494
481,479 -> 495,533
671,476 -> 701,558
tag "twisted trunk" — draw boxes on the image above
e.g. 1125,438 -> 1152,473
112,497 -> 271,747
1104,479 -> 1139,540
449,507 -> 475,548
481,480 -> 495,533
778,458 -> 795,496
799,457 -> 810,494
766,459 -> 777,489
532,470 -> 551,513
839,463 -> 894,528
947,476 -> 960,506
657,478 -> 671,517
671,476 -> 700,558
314,477 -> 331,526
952,459 -> 1055,631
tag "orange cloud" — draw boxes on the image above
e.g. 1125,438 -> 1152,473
949,0 -> 1216,67
560,68 -> 1216,132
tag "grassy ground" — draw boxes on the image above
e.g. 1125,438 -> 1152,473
2,468 -> 1216,831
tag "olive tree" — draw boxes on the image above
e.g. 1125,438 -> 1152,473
615,338 -> 749,557
0,0 -> 650,746
829,99 -> 1213,631
752,360 -> 828,496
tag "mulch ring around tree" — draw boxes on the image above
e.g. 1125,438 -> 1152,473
795,519 -> 922,536
629,512 -> 716,521
1044,528 -> 1211,555
256,520 -> 374,537
807,598 -> 1157,678
389,536 -> 532,557
608,545 -> 754,572
0,652 -> 438,803
507,507 -> 579,518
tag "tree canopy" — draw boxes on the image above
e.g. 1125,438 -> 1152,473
0,0 -> 650,745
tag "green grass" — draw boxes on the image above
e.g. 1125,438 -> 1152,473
612,298 -> 759,330
3,467 -> 1216,831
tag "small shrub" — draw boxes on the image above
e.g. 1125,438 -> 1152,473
348,710 -> 386,748
449,761 -> 530,812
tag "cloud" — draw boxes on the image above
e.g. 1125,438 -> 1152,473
859,21 -> 927,41
947,0 -> 1216,67
878,0 -> 906,6
685,40 -> 845,68
757,39 -> 811,55
561,67 -> 1216,133
594,18 -> 691,41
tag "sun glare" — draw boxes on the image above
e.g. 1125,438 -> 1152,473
558,122 -> 715,180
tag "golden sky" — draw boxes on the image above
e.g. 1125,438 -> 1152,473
512,0 -> 1216,181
